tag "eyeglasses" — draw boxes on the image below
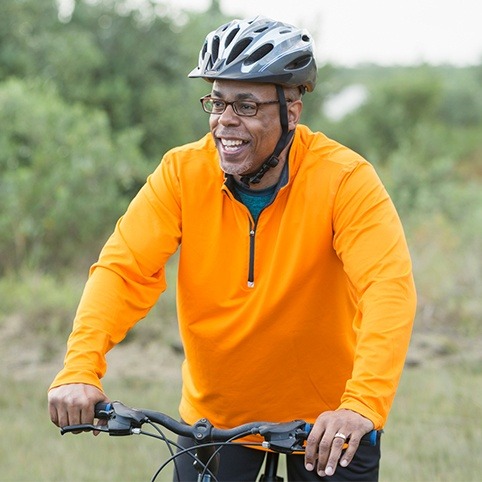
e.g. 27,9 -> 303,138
200,95 -> 284,117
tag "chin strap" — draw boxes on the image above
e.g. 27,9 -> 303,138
240,85 -> 294,187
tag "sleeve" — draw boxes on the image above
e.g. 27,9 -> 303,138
49,155 -> 182,391
332,161 -> 417,429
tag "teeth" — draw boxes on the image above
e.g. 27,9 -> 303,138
221,139 -> 244,147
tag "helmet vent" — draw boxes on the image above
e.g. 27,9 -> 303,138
285,54 -> 311,71
245,44 -> 274,65
201,42 -> 208,60
225,27 -> 239,48
253,26 -> 269,33
227,37 -> 252,64
211,36 -> 220,63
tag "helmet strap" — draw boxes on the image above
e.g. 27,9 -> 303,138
240,85 -> 294,187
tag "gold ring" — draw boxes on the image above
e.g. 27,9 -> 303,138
334,432 -> 347,441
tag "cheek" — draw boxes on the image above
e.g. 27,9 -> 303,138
209,116 -> 218,131
256,122 -> 280,149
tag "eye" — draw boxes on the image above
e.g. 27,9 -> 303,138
236,101 -> 257,115
210,99 -> 225,112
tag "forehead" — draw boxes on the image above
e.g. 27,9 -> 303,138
211,79 -> 277,99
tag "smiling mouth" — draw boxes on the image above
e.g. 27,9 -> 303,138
220,138 -> 248,152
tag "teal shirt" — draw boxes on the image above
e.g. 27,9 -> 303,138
229,161 -> 289,221
233,182 -> 277,221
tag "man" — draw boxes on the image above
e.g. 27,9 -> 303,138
48,16 -> 416,481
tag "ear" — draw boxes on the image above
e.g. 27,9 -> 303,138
288,100 -> 303,130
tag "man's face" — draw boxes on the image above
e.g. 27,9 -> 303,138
208,80 -> 282,178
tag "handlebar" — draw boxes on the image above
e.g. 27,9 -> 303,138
61,401 -> 379,453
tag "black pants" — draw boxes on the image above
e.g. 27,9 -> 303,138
172,433 -> 381,481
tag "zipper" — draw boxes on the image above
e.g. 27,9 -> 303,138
222,185 -> 257,288
248,223 -> 256,288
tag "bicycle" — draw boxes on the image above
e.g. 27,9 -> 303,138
60,400 -> 379,482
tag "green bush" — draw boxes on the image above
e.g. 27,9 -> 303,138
0,78 -> 150,273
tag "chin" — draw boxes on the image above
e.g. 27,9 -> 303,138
220,160 -> 250,177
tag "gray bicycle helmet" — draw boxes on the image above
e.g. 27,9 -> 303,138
189,16 -> 317,93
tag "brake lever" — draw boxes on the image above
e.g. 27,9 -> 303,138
61,401 -> 148,437
258,420 -> 310,453
61,424 -> 109,435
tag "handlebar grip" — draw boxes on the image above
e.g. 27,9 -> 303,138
303,425 -> 379,447
94,401 -> 113,419
367,429 -> 379,446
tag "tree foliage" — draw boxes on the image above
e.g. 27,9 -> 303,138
322,64 -> 482,214
0,78 -> 148,272
0,0 -> 219,160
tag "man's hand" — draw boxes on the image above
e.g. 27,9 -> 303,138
304,409 -> 374,477
48,383 -> 109,434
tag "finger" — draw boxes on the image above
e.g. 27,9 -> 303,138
304,424 -> 325,471
54,402 -> 72,429
315,432 -> 336,476
80,403 -> 95,435
48,400 -> 59,427
93,418 -> 108,437
323,435 -> 347,477
339,435 -> 362,468
80,402 -> 95,424
48,390 -> 62,427
66,406 -> 83,433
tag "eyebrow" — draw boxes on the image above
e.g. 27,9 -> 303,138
211,89 -> 260,101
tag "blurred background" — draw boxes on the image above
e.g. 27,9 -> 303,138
1,1 -> 481,480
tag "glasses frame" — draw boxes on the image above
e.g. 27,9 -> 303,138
200,95 -> 283,117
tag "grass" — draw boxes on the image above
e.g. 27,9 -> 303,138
380,359 -> 482,481
1,357 -> 481,482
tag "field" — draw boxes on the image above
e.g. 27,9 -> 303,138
1,336 -> 481,482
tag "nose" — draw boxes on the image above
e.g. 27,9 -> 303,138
217,104 -> 240,126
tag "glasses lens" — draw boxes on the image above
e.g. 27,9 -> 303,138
203,98 -> 225,114
233,101 -> 258,116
